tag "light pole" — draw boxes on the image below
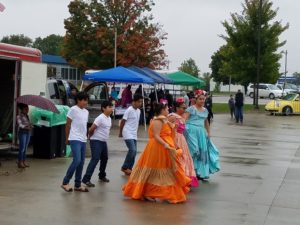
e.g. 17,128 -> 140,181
283,50 -> 288,94
114,28 -> 117,68
112,0 -> 117,68
255,0 -> 262,109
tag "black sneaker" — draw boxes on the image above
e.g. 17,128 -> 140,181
83,181 -> 95,187
99,177 -> 110,183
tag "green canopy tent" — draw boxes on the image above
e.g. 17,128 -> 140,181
166,71 -> 205,87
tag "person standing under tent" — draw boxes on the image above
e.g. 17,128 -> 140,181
119,94 -> 143,176
121,85 -> 133,108
165,90 -> 174,112
182,91 -> 190,107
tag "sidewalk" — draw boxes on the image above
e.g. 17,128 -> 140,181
1,113 -> 300,225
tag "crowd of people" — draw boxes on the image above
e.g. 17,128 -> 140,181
14,84 -> 222,203
57,89 -> 220,204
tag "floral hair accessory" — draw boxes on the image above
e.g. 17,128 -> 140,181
176,97 -> 184,103
194,89 -> 206,98
159,99 -> 168,105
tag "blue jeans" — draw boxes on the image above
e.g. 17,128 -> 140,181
122,139 -> 137,170
235,106 -> 244,123
18,131 -> 31,161
82,140 -> 108,183
63,140 -> 86,188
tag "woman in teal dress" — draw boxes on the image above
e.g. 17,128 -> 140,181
184,92 -> 220,180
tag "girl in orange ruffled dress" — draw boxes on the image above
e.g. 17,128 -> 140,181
169,101 -> 199,187
123,103 -> 191,203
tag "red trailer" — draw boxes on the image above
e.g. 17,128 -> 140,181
0,43 -> 43,150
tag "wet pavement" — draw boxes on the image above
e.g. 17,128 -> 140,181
1,113 -> 300,225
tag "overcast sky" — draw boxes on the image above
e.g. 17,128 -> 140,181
0,0 -> 299,74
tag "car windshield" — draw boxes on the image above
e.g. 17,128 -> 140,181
282,94 -> 297,101
268,84 -> 280,90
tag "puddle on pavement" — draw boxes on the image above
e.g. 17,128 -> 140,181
221,172 -> 262,180
221,156 -> 266,166
230,140 -> 262,146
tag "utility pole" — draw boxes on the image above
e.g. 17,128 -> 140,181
283,50 -> 288,94
255,0 -> 262,109
112,0 -> 117,68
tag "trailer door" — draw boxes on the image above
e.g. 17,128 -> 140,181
20,61 -> 47,96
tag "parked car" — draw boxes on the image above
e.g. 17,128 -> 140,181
248,83 -> 285,99
276,83 -> 298,94
80,81 -> 108,124
265,93 -> 300,115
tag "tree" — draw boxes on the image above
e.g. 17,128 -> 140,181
1,34 -> 32,47
214,0 -> 288,88
202,72 -> 212,91
62,0 -> 167,71
178,58 -> 200,77
210,44 -> 235,85
32,34 -> 64,55
293,72 -> 300,86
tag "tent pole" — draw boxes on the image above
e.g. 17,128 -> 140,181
80,80 -> 84,91
142,84 -> 147,131
154,84 -> 158,103
173,84 -> 175,98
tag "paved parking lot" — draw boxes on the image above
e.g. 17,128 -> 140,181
212,95 -> 270,105
1,113 -> 300,225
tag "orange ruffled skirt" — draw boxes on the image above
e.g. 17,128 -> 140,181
123,121 -> 191,203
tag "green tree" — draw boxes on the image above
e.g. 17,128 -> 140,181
33,34 -> 64,55
178,58 -> 200,77
202,72 -> 212,91
62,0 -> 167,71
1,34 -> 32,47
217,0 -> 288,87
293,72 -> 300,85
210,44 -> 237,85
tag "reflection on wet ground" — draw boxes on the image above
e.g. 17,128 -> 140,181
1,113 -> 300,225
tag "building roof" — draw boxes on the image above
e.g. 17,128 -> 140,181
42,54 -> 68,65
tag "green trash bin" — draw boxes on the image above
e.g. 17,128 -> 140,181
30,105 -> 70,158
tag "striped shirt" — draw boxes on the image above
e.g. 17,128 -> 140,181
17,113 -> 31,131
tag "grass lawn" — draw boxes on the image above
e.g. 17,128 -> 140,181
212,103 -> 265,114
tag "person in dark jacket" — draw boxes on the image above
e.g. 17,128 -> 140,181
165,90 -> 173,111
205,92 -> 213,125
235,90 -> 244,124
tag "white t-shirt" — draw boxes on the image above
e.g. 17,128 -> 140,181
122,106 -> 140,140
90,113 -> 112,142
67,105 -> 89,142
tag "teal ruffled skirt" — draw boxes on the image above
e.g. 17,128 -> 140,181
184,124 -> 220,179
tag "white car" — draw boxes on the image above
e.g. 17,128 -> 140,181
248,83 -> 285,99
277,83 -> 299,94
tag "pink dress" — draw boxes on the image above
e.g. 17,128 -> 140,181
169,113 -> 199,187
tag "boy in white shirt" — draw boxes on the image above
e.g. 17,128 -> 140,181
82,101 -> 113,187
61,92 -> 89,192
119,94 -> 143,175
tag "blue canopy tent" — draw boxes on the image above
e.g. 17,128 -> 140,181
83,66 -> 154,130
128,66 -> 173,84
83,66 -> 154,84
128,66 -> 173,102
